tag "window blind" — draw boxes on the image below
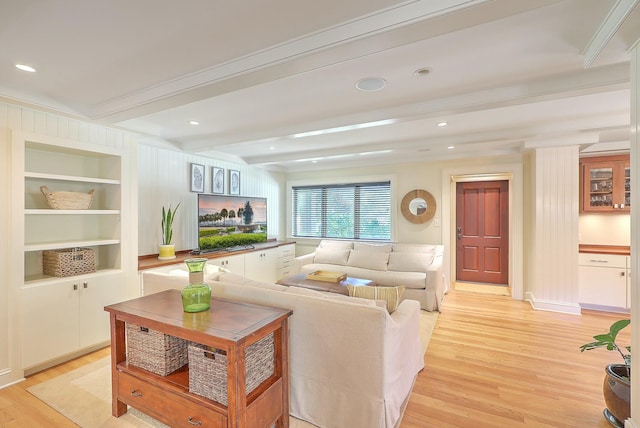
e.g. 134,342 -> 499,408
292,181 -> 391,240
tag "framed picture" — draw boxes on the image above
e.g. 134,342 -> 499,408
212,167 -> 224,194
229,169 -> 240,195
190,163 -> 205,193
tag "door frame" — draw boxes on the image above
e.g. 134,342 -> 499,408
441,160 -> 524,301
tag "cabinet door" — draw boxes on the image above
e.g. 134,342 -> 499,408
22,281 -> 80,368
582,161 -> 615,212
79,272 -> 125,348
244,249 -> 277,283
209,254 -> 245,275
581,155 -> 630,213
622,162 -> 630,209
578,265 -> 627,308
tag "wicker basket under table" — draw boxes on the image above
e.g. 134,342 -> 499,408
188,333 -> 275,406
126,323 -> 189,376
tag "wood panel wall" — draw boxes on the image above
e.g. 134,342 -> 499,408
528,146 -> 580,314
136,144 -> 286,256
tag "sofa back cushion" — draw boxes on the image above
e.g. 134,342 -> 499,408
285,286 -> 387,309
319,240 -> 354,250
353,242 -> 393,252
387,252 -> 435,273
313,247 -> 350,265
392,243 -> 436,253
217,272 -> 289,291
347,249 -> 389,271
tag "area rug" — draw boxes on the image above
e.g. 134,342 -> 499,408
27,310 -> 438,427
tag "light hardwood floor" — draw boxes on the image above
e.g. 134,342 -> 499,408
0,289 -> 631,427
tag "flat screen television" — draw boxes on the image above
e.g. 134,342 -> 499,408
197,194 -> 267,252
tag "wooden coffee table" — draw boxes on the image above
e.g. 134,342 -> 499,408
277,272 -> 376,295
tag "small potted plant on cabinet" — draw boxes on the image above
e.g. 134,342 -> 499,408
580,319 -> 631,428
158,203 -> 180,260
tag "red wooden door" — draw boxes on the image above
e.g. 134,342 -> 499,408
456,180 -> 509,285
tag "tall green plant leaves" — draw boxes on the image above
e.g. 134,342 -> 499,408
161,203 -> 180,245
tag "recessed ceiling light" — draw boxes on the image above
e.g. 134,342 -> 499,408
355,77 -> 386,92
16,64 -> 36,73
269,146 -> 276,150
188,120 -> 199,125
414,67 -> 431,77
448,146 -> 455,149
437,121 -> 448,127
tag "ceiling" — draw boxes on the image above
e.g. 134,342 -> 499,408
3,0 -> 640,171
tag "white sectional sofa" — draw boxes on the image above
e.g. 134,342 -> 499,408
294,240 -> 446,311
141,268 -> 424,428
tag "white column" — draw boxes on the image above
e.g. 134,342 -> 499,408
629,42 -> 639,428
526,146 -> 581,314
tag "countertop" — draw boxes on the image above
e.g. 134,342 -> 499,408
579,244 -> 630,256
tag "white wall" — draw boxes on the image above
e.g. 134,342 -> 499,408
286,162 -> 443,256
579,214 -> 630,245
137,144 -> 286,256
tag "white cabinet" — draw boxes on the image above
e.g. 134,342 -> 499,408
579,253 -> 630,311
208,252 -> 245,274
22,272 -> 124,369
139,243 -> 296,292
12,132 -> 134,372
276,243 -> 295,280
244,248 -> 278,283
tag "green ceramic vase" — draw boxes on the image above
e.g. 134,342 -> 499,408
181,258 -> 211,313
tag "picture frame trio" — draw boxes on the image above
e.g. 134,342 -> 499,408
190,163 -> 240,195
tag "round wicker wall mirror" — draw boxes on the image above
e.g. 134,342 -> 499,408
400,189 -> 437,224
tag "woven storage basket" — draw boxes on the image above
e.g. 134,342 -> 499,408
126,323 -> 189,376
43,247 -> 96,277
188,333 -> 275,405
40,185 -> 95,209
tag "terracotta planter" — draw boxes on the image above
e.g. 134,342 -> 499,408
602,364 -> 630,428
158,244 -> 176,260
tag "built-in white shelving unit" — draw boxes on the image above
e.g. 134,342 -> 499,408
12,132 -> 133,373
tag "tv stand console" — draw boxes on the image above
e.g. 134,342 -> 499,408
139,241 -> 295,285
105,290 -> 292,428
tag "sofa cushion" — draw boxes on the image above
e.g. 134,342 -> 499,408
319,240 -> 354,250
353,242 -> 393,252
346,285 -> 405,313
217,272 -> 288,291
347,250 -> 389,271
285,286 -> 385,308
314,247 -> 350,265
392,243 -> 436,253
387,252 -> 435,273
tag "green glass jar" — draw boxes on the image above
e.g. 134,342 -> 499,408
181,258 -> 211,313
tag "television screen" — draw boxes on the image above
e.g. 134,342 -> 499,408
197,194 -> 267,252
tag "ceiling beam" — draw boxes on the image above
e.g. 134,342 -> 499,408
582,0 -> 640,68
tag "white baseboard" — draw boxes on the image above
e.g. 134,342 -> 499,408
524,292 -> 582,315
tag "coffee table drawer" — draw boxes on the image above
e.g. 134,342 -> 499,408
118,371 -> 227,427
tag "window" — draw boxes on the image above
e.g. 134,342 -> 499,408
292,181 -> 391,240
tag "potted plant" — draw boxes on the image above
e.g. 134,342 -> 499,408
580,319 -> 631,428
158,203 -> 180,260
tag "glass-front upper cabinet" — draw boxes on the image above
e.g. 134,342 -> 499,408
580,155 -> 630,213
